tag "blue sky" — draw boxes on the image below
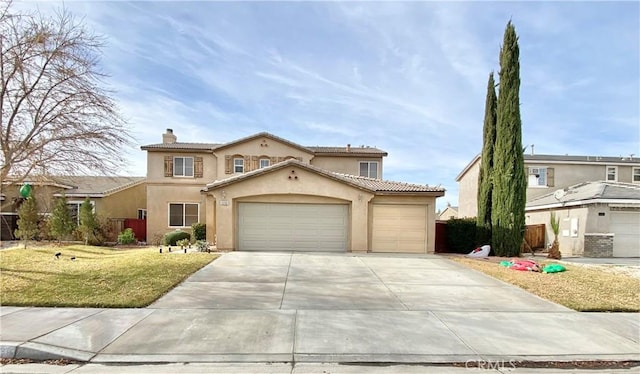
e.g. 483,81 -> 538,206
19,1 -> 640,210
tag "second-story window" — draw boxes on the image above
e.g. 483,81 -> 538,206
606,166 -> 617,182
528,167 -> 547,187
234,158 -> 244,173
174,157 -> 194,177
359,161 -> 378,179
259,159 -> 270,169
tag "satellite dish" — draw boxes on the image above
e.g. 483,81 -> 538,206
553,189 -> 566,201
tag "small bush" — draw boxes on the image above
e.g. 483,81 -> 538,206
118,228 -> 136,245
445,217 -> 480,254
191,223 -> 206,241
163,231 -> 191,246
176,238 -> 190,248
195,240 -> 211,253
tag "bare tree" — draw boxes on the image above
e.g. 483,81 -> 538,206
0,0 -> 132,184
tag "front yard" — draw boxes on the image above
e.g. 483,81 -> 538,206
450,256 -> 640,312
0,245 -> 217,308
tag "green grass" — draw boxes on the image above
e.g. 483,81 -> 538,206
449,256 -> 640,312
0,245 -> 217,308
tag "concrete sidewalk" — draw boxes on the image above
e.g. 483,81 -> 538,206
1,252 -> 639,366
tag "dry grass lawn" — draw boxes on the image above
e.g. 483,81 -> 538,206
449,256 -> 640,312
0,245 -> 217,308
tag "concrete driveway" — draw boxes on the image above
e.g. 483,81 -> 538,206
1,251 -> 638,364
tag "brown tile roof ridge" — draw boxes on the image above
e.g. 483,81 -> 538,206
333,173 -> 445,192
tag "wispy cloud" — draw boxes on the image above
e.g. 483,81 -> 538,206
13,1 -> 639,209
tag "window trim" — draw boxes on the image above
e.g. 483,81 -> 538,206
527,166 -> 548,188
138,209 -> 147,220
633,167 -> 640,184
173,156 -> 194,177
259,158 -> 270,169
167,203 -> 200,228
67,200 -> 95,225
233,158 -> 244,173
359,161 -> 379,179
606,165 -> 618,182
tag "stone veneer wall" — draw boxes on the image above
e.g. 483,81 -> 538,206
583,233 -> 614,258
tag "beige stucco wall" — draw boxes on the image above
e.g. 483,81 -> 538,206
146,151 -> 217,183
96,183 -> 146,219
146,183 -> 206,244
213,137 -> 314,180
311,156 -> 384,178
457,161 -> 480,218
205,166 -> 375,252
525,206 -> 590,256
369,195 -> 438,253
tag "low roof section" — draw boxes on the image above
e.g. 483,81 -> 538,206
526,181 -> 640,211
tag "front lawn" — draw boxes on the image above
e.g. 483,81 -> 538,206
449,256 -> 640,312
0,245 -> 217,308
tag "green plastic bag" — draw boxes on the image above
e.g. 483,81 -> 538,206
543,264 -> 566,273
499,261 -> 513,267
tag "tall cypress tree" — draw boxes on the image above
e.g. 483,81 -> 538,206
477,72 -> 497,245
492,21 -> 526,256
15,196 -> 40,248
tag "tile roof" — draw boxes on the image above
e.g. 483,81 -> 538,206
204,159 -> 443,195
51,176 -> 146,197
140,132 -> 387,156
307,146 -> 388,156
333,173 -> 444,193
526,181 -> 640,209
524,154 -> 640,164
140,142 -> 220,151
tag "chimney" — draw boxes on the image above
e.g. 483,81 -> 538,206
163,128 -> 177,144
346,144 -> 351,152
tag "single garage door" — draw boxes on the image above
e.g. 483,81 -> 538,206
610,211 -> 640,257
238,203 -> 348,251
371,204 -> 427,253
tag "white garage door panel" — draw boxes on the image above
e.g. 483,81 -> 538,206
372,205 -> 427,253
610,212 -> 640,257
238,203 -> 348,252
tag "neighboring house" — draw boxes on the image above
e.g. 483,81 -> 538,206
525,181 -> 640,258
0,176 -> 146,241
141,129 -> 445,253
456,153 -> 640,257
438,204 -> 458,220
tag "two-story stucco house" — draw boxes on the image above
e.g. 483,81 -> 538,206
456,153 -> 640,257
141,129 -> 445,253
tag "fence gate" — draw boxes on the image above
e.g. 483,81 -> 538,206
124,218 -> 147,242
524,224 -> 546,250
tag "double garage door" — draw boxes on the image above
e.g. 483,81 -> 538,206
238,203 -> 348,252
610,211 -> 640,257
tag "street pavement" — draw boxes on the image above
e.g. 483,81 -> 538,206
1,251 -> 639,371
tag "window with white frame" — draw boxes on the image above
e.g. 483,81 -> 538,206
67,200 -> 94,225
174,157 -> 194,177
606,166 -> 617,182
359,161 -> 379,179
234,158 -> 244,173
633,167 -> 640,184
138,209 -> 147,220
259,159 -> 270,169
168,203 -> 199,227
528,167 -> 547,187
